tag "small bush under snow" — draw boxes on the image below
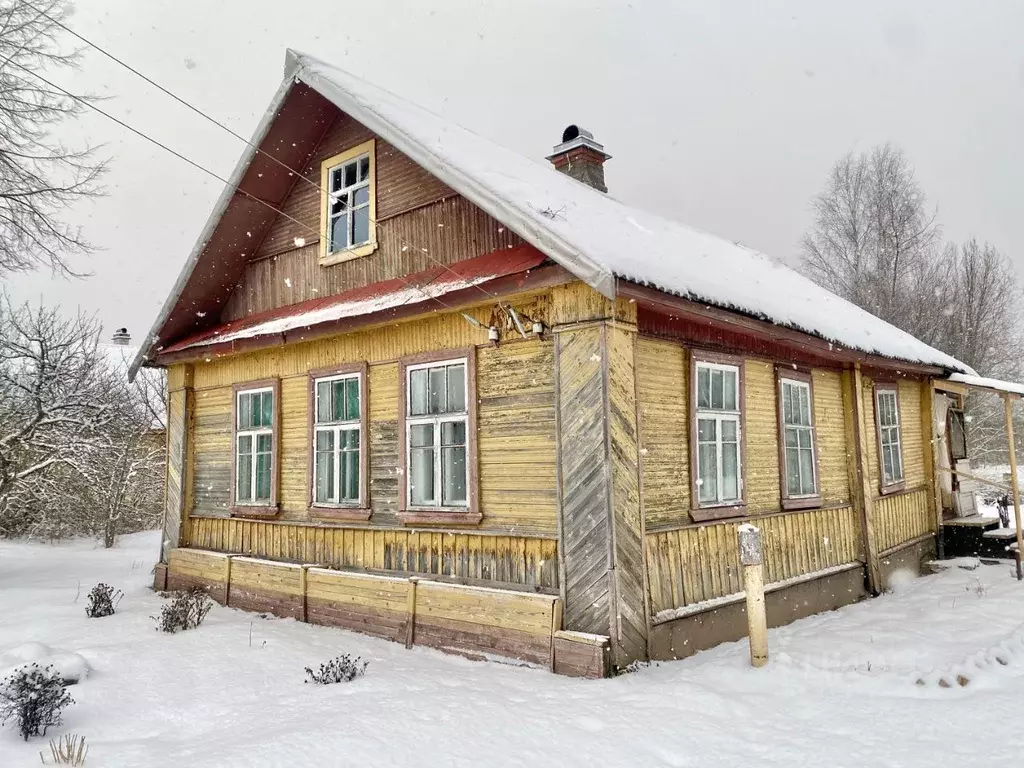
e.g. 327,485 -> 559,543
304,655 -> 368,684
153,589 -> 213,633
0,664 -> 74,741
85,582 -> 123,618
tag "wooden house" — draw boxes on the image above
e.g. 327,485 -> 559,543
133,50 -> 984,677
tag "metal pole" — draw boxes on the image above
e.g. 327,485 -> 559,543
738,524 -> 768,667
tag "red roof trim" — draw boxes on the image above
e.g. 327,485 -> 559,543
157,245 -> 552,360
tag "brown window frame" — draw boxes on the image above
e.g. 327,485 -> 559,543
689,351 -> 747,522
776,368 -> 823,511
874,381 -> 907,495
307,362 -> 371,522
398,347 -> 481,526
230,378 -> 281,518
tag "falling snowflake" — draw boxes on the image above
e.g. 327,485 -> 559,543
284,278 -> 292,288
184,58 -> 197,70
196,311 -> 206,318
294,237 -> 306,248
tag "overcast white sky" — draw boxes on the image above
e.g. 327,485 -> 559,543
5,0 -> 1024,343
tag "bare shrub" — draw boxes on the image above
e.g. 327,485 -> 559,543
153,589 -> 212,633
0,664 -> 73,741
304,655 -> 368,684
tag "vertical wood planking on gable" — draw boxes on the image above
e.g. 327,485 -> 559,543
555,325 -> 612,637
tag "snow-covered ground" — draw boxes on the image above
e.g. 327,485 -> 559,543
3,533 -> 1024,766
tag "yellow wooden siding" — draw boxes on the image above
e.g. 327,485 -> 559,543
646,505 -> 860,614
636,337 -> 689,528
861,376 -> 881,491
875,488 -> 932,553
744,360 -> 781,512
813,370 -> 851,504
186,517 -> 559,589
898,380 -> 926,488
187,299 -> 558,533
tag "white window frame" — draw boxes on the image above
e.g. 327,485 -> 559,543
312,372 -> 362,506
779,377 -> 818,499
326,152 -> 371,255
235,386 -> 274,505
405,357 -> 469,510
694,361 -> 743,507
876,386 -> 905,487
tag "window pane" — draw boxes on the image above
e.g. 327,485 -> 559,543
799,448 -> 815,494
256,432 -> 272,454
892,446 -> 904,481
346,378 -> 360,421
786,446 -> 802,496
721,419 -> 737,443
447,364 -> 466,412
316,381 -> 331,423
409,369 -> 428,416
352,207 -> 370,245
882,445 -> 894,483
428,367 -> 446,414
344,161 -> 357,188
353,186 -> 369,206
697,418 -> 716,442
442,446 -> 467,505
722,442 -> 739,500
331,192 -> 348,215
697,367 -> 710,409
799,387 -> 811,425
698,444 -> 718,502
410,447 -> 435,505
342,427 -> 360,450
442,420 -> 466,446
261,392 -> 273,428
331,167 -> 342,191
237,394 -> 251,429
782,384 -> 793,425
410,423 -> 434,448
711,369 -> 724,409
315,434 -> 334,503
255,450 -> 272,501
330,211 -> 348,251
785,426 -> 798,448
722,370 -> 737,411
342,449 -> 359,501
237,453 -> 252,502
797,429 -> 811,449
359,156 -> 370,181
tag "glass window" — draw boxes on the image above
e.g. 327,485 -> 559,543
312,373 -> 362,505
327,152 -> 372,254
235,387 -> 274,504
876,388 -> 904,485
406,359 -> 469,509
780,378 -> 817,498
694,362 -> 742,506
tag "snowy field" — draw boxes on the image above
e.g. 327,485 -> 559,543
2,533 -> 1024,766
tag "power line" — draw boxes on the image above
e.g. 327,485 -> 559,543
7,61 -> 475,327
27,1 -> 513,310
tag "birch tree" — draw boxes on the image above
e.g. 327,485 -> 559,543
0,0 -> 104,276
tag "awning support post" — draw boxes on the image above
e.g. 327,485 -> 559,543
1003,393 -> 1023,580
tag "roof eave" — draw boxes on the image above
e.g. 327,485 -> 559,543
128,58 -> 304,381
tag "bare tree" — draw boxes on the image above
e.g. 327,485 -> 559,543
800,144 -> 941,334
0,0 -> 104,276
0,301 -> 110,533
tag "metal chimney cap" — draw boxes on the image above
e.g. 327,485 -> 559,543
546,125 -> 611,161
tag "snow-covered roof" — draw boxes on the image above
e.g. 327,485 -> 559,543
133,49 -> 974,376
946,373 -> 1024,398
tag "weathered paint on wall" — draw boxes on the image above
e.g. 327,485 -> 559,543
875,487 -> 933,553
188,303 -> 557,535
186,517 -> 559,590
646,504 -> 861,615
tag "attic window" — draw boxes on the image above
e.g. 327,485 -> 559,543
319,139 -> 377,266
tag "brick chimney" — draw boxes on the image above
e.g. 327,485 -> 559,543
111,327 -> 131,346
546,125 -> 611,193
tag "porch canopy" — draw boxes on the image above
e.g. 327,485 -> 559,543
940,371 -> 1024,574
944,372 -> 1024,399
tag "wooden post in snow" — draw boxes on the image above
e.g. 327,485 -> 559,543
738,524 -> 768,667
1004,394 -> 1023,580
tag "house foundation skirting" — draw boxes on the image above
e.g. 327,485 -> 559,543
163,548 -> 610,679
